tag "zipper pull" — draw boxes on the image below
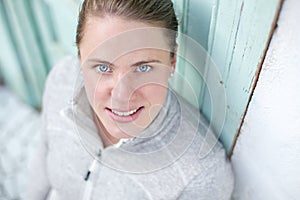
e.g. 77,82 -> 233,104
84,149 -> 101,181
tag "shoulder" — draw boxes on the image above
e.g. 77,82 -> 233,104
178,128 -> 234,199
173,91 -> 224,153
44,55 -> 80,94
42,55 -> 80,112
178,145 -> 234,199
172,92 -> 234,198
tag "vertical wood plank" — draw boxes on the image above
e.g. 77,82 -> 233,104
45,0 -> 79,55
171,0 -> 213,108
7,0 -> 48,107
201,0 -> 282,153
0,1 -> 28,102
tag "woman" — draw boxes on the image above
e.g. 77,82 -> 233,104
26,0 -> 234,199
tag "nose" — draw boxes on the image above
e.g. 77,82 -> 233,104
111,73 -> 135,104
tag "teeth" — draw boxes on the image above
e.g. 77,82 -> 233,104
112,108 -> 138,116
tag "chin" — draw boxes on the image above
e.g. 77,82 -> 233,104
111,122 -> 146,138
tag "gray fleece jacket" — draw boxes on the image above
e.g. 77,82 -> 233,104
25,56 -> 234,200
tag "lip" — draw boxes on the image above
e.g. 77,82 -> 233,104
105,106 -> 144,123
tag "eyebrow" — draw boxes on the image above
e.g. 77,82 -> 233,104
130,60 -> 161,67
87,59 -> 113,66
87,59 -> 161,68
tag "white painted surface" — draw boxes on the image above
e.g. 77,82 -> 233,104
231,0 -> 300,199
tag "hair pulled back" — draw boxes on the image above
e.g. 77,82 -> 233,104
76,0 -> 178,56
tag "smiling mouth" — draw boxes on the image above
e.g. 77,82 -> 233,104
111,108 -> 139,116
106,107 -> 144,123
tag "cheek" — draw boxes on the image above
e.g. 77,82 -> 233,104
140,84 -> 168,105
135,71 -> 170,104
94,81 -> 110,102
82,71 -> 108,106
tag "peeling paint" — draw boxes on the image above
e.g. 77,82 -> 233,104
202,0 -> 282,153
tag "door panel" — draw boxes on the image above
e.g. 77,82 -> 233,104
201,0 -> 282,153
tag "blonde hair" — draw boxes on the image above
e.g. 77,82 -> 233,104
76,0 -> 178,56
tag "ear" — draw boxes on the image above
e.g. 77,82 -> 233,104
170,45 -> 178,73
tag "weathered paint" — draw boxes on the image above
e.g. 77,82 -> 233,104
201,0 -> 282,153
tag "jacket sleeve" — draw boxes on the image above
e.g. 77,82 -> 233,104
177,149 -> 234,200
23,62 -> 57,200
24,118 -> 51,200
24,56 -> 79,199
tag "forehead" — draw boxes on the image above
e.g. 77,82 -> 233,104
80,16 -> 171,63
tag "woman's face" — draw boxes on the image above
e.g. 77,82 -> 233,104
79,16 -> 176,142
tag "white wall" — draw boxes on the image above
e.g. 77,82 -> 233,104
231,0 -> 300,199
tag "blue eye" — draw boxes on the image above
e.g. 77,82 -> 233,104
96,64 -> 111,73
136,65 -> 151,73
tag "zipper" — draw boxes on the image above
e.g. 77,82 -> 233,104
82,149 -> 102,200
81,138 -> 134,199
84,150 -> 102,181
